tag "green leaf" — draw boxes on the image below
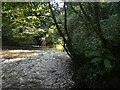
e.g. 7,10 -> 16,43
91,58 -> 101,63
104,59 -> 111,69
88,51 -> 101,57
107,55 -> 115,60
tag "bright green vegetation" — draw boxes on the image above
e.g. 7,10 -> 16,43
2,2 -> 120,88
2,2 -> 60,46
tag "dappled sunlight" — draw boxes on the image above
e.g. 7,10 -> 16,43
55,44 -> 64,51
4,50 -> 34,53
1,50 -> 40,64
2,58 -> 24,64
2,2 -> 120,88
1,50 -> 35,59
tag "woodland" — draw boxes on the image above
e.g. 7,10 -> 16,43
2,2 -> 120,88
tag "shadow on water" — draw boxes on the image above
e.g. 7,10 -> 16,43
2,45 -> 53,50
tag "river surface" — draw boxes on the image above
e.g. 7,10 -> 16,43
1,48 -> 74,89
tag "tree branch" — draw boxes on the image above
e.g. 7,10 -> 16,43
48,2 -> 72,58
71,5 -> 78,14
79,3 -> 107,44
48,2 -> 67,43
94,3 -> 102,34
63,42 -> 73,58
64,2 -> 71,42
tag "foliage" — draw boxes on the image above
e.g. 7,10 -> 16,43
49,2 -> 120,88
2,2 -> 61,46
2,2 -> 120,88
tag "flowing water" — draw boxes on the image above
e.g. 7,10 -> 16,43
1,48 -> 74,89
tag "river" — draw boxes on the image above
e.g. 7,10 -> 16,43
1,48 -> 74,89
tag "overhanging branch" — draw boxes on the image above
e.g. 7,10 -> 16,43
48,2 -> 67,43
79,3 -> 107,44
48,2 -> 72,58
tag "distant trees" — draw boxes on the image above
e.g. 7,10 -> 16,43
2,2 -> 60,46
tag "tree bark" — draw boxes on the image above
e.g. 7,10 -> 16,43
94,2 -> 108,45
48,2 -> 72,58
79,3 -> 107,45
